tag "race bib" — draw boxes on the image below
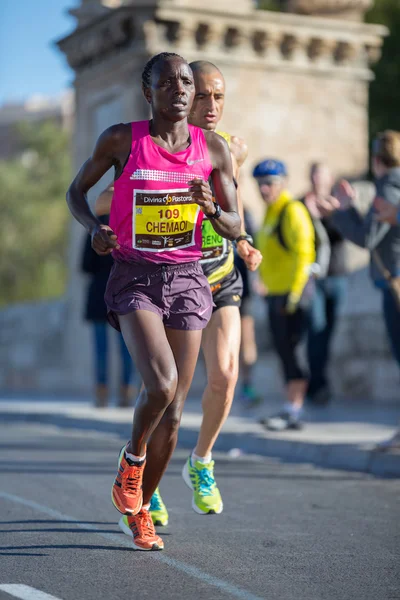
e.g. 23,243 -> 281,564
133,189 -> 200,252
201,218 -> 228,261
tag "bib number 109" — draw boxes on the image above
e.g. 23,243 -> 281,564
158,208 -> 180,219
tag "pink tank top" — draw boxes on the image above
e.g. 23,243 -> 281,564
110,121 -> 213,264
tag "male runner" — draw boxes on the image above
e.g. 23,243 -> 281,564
179,61 -> 262,515
118,61 -> 261,536
66,52 -> 241,551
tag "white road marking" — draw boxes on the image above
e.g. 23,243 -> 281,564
0,492 -> 264,600
0,585 -> 62,600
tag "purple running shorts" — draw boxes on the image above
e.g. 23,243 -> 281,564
105,259 -> 213,331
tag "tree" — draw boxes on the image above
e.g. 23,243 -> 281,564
257,0 -> 281,9
366,0 -> 400,137
0,120 -> 71,306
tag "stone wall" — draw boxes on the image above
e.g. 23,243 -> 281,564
218,69 -> 369,222
0,300 -> 69,393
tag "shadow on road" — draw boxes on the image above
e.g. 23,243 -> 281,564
0,544 -> 134,552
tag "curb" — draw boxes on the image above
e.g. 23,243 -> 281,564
2,409 -> 400,478
177,426 -> 400,478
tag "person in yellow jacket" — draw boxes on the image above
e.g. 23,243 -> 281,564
254,159 -> 316,430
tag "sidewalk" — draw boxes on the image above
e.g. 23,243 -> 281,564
1,391 -> 399,477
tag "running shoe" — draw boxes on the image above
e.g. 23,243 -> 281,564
260,412 -> 303,432
111,445 -> 145,515
118,508 -> 164,551
240,384 -> 263,409
149,488 -> 169,526
307,385 -> 332,406
182,457 -> 223,515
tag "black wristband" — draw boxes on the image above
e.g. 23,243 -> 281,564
234,233 -> 254,246
207,202 -> 222,219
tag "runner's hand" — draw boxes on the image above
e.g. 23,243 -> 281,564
236,240 -> 262,271
91,224 -> 120,256
188,178 -> 215,216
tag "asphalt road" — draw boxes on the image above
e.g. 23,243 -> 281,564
0,422 -> 399,600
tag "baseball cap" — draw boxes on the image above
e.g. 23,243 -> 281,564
252,159 -> 287,179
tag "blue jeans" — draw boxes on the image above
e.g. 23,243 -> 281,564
307,276 -> 347,396
93,322 -> 133,386
382,289 -> 400,370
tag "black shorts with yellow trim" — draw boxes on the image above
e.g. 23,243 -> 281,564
209,266 -> 243,313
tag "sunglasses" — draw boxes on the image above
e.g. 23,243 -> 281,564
256,176 -> 283,186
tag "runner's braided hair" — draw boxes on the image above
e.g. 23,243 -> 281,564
142,53 -> 186,88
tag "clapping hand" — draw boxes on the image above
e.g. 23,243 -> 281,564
316,179 -> 354,217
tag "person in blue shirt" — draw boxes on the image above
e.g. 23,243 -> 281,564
375,197 -> 400,225
318,130 -> 400,371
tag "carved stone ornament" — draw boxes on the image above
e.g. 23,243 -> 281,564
286,0 -> 373,20
58,0 -> 386,79
334,40 -> 358,63
307,37 -> 336,61
364,42 -> 382,64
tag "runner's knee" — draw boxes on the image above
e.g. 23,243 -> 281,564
208,361 -> 238,396
146,371 -> 178,407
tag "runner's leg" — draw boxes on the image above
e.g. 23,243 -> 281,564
118,310 -> 179,456
142,327 -> 202,504
195,305 -> 241,457
179,306 -> 240,515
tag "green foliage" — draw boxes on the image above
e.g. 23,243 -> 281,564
366,0 -> 400,137
257,0 -> 281,10
0,120 -> 71,307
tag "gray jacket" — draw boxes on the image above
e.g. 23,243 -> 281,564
332,167 -> 400,286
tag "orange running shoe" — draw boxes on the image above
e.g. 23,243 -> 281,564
118,508 -> 164,551
111,445 -> 145,515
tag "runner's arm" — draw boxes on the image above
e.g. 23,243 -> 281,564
205,132 -> 241,241
230,136 -> 262,270
66,125 -> 126,234
229,136 -> 248,227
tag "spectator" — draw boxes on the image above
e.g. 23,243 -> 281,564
302,163 -> 348,405
318,131 -> 400,452
319,130 -> 400,372
375,196 -> 400,226
254,159 -> 315,431
81,188 -> 136,408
